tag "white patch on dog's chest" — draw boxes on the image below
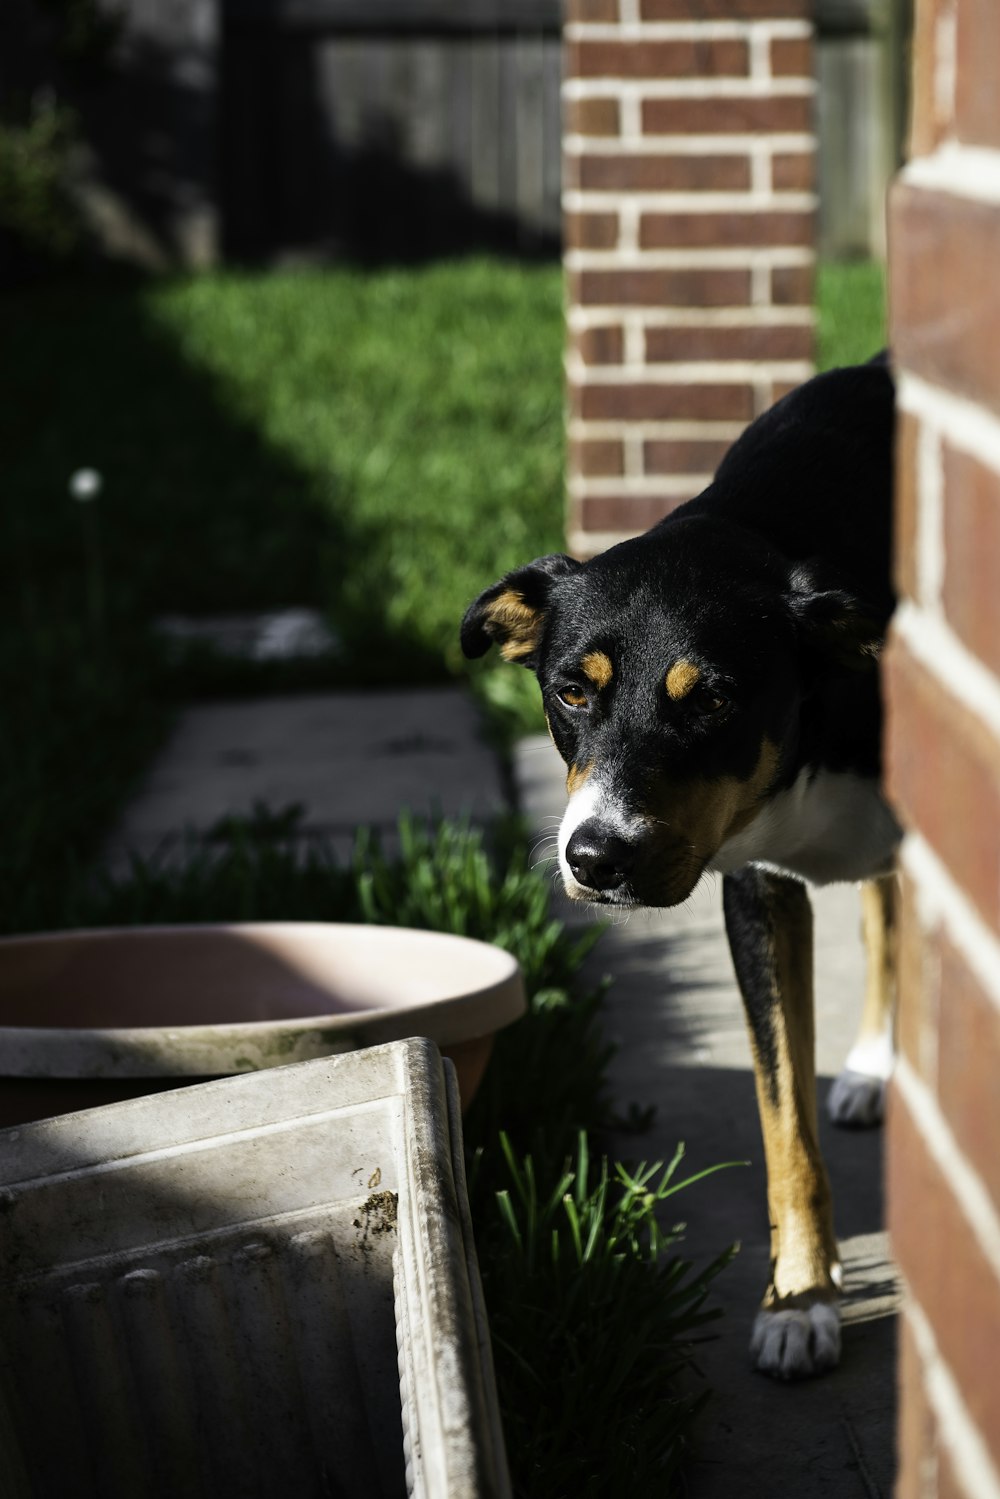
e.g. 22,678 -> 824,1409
710,767 -> 901,885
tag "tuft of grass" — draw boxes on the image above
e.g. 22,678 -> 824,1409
477,1134 -> 737,1499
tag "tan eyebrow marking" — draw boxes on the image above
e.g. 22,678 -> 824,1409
581,650 -> 613,689
665,660 -> 701,700
567,762 -> 593,795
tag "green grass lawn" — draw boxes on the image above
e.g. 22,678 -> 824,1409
0,258 -> 885,931
1,261 -> 566,675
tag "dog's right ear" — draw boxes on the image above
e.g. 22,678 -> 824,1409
461,554 -> 580,667
785,562 -> 885,671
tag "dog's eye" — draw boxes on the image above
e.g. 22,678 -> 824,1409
691,686 -> 730,715
557,685 -> 589,710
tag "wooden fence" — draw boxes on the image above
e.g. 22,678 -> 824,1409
815,0 -> 911,258
221,0 -> 564,261
221,0 -> 908,263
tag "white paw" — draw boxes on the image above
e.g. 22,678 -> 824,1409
750,1302 -> 841,1380
827,1067 -> 885,1127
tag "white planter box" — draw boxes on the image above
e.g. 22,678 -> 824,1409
0,1038 -> 510,1498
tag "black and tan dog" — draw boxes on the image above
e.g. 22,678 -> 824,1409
461,357 -> 899,1380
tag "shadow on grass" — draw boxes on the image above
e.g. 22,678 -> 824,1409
0,274 -> 444,676
0,272 -> 474,933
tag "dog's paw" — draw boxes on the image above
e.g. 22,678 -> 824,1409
750,1302 -> 841,1380
827,1067 -> 886,1127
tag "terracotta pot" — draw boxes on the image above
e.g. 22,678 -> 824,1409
0,924 -> 526,1125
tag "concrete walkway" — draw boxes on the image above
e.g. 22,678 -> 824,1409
109,689 -> 898,1496
106,686 -> 508,868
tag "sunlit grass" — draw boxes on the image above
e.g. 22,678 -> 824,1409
816,260 -> 887,371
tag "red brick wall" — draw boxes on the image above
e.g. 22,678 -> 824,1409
885,2 -> 1000,1494
562,0 -> 817,556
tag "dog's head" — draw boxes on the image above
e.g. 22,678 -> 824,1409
462,514 -> 881,907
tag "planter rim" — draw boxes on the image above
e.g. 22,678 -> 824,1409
0,922 -> 526,1079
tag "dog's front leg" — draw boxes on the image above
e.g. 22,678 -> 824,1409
723,866 -> 842,1379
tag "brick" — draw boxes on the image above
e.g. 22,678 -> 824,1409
640,209 -> 814,250
576,381 -> 754,422
580,494 -> 686,532
565,97 -> 620,138
641,0 -> 809,16
955,0 -> 1000,149
890,184 -> 1000,421
572,153 -> 751,194
888,1086 -> 1000,1473
938,929 -> 1000,1219
897,1323 -> 976,1499
896,1314 -> 939,1499
569,438 -> 625,478
571,324 -> 625,366
644,436 -> 733,474
565,210 -> 620,251
896,869 -> 941,1090
643,95 -> 813,136
570,266 -> 753,308
885,636 -> 1000,939
771,263 -> 814,305
942,443 -> 1000,680
771,150 -> 815,192
568,39 -> 748,81
909,0 -> 955,156
894,408 -> 920,603
770,37 -> 813,78
940,1447 -> 974,1499
564,0 -> 618,20
644,323 -> 813,363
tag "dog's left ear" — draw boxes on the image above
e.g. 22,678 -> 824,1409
461,554 -> 580,667
785,563 -> 884,670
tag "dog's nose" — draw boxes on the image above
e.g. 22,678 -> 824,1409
566,822 -> 634,892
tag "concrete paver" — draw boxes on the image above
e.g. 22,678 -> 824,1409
106,687 -> 507,867
515,732 -> 899,1498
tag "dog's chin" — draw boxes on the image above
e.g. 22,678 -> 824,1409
561,878 -> 640,907
560,865 -> 705,909
628,854 -> 708,908
631,877 -> 704,909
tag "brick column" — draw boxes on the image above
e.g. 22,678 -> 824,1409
562,0 -> 817,557
885,3 -> 1000,1496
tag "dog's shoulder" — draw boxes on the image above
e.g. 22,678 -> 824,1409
658,357 -> 896,626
